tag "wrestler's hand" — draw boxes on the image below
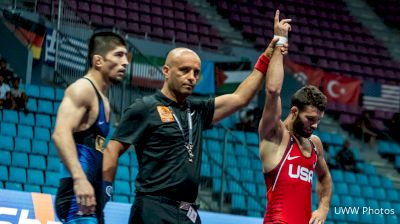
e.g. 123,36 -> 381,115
309,208 -> 329,224
274,10 -> 291,37
74,177 -> 96,215
264,38 -> 289,59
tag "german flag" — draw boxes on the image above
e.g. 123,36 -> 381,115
3,10 -> 46,60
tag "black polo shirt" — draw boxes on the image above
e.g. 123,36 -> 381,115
112,90 -> 215,202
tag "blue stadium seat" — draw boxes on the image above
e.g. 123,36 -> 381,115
374,188 -> 386,200
231,194 -> 246,210
372,214 -> 385,223
381,176 -> 393,188
130,167 -> 138,181
118,153 -> 130,166
226,167 -> 240,180
379,201 -> 391,210
343,171 -> 356,184
369,175 -> 381,187
39,86 -> 55,100
0,150 -> 11,166
1,122 -> 17,137
34,127 -> 50,141
359,211 -> 373,223
245,132 -> 258,146
362,186 -> 375,198
203,128 -> 223,140
225,155 -> 237,168
19,112 -> 35,126
0,181 -> 4,189
349,185 -> 361,197
5,182 -> 23,191
130,151 -> 138,167
365,199 -> 379,208
2,109 -> 18,123
47,156 -> 60,171
386,215 -> 398,224
212,178 -> 226,193
114,180 -> 131,195
51,116 -> 56,128
202,150 -> 208,163
238,157 -> 251,169
386,189 -> 399,202
53,102 -> 60,114
31,140 -> 49,155
55,88 -> 64,101
331,194 -> 340,206
32,139 -> 49,155
206,139 -> 222,153
48,141 -> 58,156
38,100 -> 53,114
229,130 -> 246,143
211,165 -> 222,178
0,165 -> 8,181
18,125 -> 33,139
11,152 -> 29,168
247,196 -> 261,211
227,180 -> 242,194
36,114 -> 51,128
24,184 -> 41,193
210,151 -> 222,166
200,163 -> 211,177
240,169 -> 254,182
234,144 -> 248,156
334,182 -> 349,195
25,84 -> 40,98
112,195 -> 129,203
45,171 -> 60,187
27,169 -> 44,185
243,182 -> 257,194
331,169 -> 344,182
29,155 -> 46,170
9,167 -> 26,183
363,164 -> 376,174
330,133 -> 344,146
257,183 -> 265,197
254,170 -> 265,184
116,166 -> 130,181
26,98 -> 37,112
42,186 -> 57,195
14,137 -> 32,153
0,135 -> 14,151
319,132 -> 332,145
356,173 -> 369,186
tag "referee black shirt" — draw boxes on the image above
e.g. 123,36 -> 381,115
111,90 -> 215,202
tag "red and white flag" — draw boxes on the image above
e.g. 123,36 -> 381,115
323,73 -> 361,105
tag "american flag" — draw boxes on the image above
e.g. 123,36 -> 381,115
363,81 -> 400,112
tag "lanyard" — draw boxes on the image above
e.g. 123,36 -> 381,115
169,106 -> 194,162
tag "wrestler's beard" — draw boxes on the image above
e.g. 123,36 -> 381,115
293,115 -> 311,138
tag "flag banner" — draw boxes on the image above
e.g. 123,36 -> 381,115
3,11 -> 46,60
193,60 -> 215,95
285,59 -> 324,87
363,80 -> 400,112
323,73 -> 361,105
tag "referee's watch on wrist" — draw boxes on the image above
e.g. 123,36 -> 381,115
103,181 -> 113,203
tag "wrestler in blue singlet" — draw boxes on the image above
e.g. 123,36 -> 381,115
55,78 -> 109,224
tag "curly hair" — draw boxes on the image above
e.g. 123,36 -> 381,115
291,85 -> 327,112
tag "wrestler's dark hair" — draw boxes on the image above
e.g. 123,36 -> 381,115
88,31 -> 126,67
291,85 -> 327,112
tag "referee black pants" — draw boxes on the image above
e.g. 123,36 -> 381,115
128,195 -> 201,224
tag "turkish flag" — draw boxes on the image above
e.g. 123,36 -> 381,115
323,73 -> 361,105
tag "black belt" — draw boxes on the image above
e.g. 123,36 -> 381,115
137,194 -> 200,211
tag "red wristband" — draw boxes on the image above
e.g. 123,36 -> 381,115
254,54 -> 270,74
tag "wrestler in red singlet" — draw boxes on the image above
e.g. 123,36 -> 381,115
264,136 -> 318,224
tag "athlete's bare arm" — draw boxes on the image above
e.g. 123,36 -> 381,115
103,140 -> 130,182
309,135 -> 332,224
52,80 -> 98,215
212,10 -> 290,124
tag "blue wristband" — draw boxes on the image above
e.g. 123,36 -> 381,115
103,181 -> 113,202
